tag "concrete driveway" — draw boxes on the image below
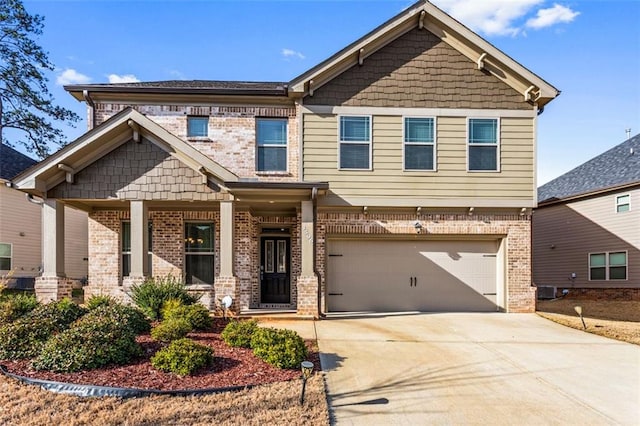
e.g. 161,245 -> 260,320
313,313 -> 640,425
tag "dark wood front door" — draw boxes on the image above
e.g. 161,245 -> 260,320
260,237 -> 290,304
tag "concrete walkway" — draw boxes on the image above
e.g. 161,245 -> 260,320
262,313 -> 640,425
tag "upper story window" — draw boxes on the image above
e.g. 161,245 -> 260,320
187,116 -> 209,138
468,118 -> 499,172
404,117 -> 435,171
589,251 -> 627,280
0,243 -> 11,270
616,194 -> 630,213
256,118 -> 287,172
339,116 -> 371,170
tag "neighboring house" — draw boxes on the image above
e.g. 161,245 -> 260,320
533,134 -> 640,299
10,1 -> 558,315
0,144 -> 88,288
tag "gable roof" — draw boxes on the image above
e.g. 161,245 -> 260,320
289,0 -> 559,108
0,144 -> 37,180
538,133 -> 640,204
11,108 -> 238,196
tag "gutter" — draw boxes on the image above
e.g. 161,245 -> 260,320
311,187 -> 325,319
83,90 -> 95,130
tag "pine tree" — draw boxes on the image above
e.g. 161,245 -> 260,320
0,0 -> 79,158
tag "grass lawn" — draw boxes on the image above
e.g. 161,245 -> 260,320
536,299 -> 640,345
0,373 -> 329,425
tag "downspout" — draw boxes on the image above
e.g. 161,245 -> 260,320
83,90 -> 95,130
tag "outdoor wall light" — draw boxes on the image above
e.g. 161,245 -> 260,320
414,221 -> 423,234
300,361 -> 314,405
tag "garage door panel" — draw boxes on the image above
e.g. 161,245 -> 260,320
327,240 -> 499,312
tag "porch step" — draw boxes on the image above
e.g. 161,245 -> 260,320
239,309 -> 302,320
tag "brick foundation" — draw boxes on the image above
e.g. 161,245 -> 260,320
556,288 -> 640,301
214,276 -> 240,311
35,276 -> 74,303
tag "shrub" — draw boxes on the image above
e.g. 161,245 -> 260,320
90,304 -> 151,335
250,327 -> 308,369
221,319 -> 258,348
0,299 -> 87,360
128,276 -> 199,320
32,312 -> 142,372
151,338 -> 213,376
151,318 -> 192,343
85,294 -> 118,310
0,293 -> 39,325
162,300 -> 212,331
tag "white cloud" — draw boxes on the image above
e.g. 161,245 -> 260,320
281,48 -> 305,60
56,68 -> 91,85
168,69 -> 187,80
526,4 -> 579,29
107,74 -> 140,84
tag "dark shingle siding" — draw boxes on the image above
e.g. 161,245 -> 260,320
538,134 -> 640,203
0,144 -> 37,180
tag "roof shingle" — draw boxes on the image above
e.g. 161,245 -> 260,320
538,133 -> 640,203
0,144 -> 37,180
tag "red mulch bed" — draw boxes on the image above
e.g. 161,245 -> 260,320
0,318 -> 320,391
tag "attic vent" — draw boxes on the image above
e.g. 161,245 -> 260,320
537,286 -> 556,300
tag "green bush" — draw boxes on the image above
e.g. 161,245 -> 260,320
151,318 -> 192,342
128,276 -> 199,320
32,312 -> 142,372
90,304 -> 151,335
162,299 -> 212,331
150,338 -> 213,376
0,299 -> 86,360
0,294 -> 39,325
221,319 -> 259,348
85,294 -> 118,310
250,327 -> 308,369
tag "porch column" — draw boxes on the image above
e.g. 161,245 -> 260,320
129,200 -> 149,278
215,200 -> 239,312
36,199 -> 72,302
297,200 -> 319,318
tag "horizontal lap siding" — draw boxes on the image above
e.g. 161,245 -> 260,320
303,114 -> 534,200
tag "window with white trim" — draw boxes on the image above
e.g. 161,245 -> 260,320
468,118 -> 498,171
616,194 -> 630,213
187,116 -> 209,137
0,243 -> 11,271
339,116 -> 371,170
404,117 -> 435,170
122,222 -> 152,277
184,222 -> 214,285
256,118 -> 287,171
589,251 -> 627,280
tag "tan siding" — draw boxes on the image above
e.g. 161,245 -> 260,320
533,188 -> 640,289
65,207 -> 88,280
303,114 -> 535,203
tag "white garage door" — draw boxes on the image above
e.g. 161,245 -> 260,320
327,239 -> 500,312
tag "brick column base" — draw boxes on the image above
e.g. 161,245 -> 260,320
186,284 -> 216,310
35,276 -> 73,303
508,287 -> 537,313
121,275 -> 146,305
296,275 -> 319,318
214,276 -> 240,313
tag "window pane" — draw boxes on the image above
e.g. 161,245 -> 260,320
257,146 -> 287,171
257,119 -> 287,146
405,118 -> 433,143
277,240 -> 286,273
610,266 -> 627,280
265,240 -> 274,273
590,267 -> 606,280
187,117 -> 208,137
0,258 -> 10,270
185,223 -> 214,252
185,255 -> 214,284
617,204 -> 630,213
469,146 -> 497,171
340,144 -> 370,169
340,116 -> 370,141
590,253 -> 606,267
616,195 -> 630,212
405,145 -> 434,170
122,222 -> 131,252
469,119 -> 497,144
0,243 -> 11,257
122,254 -> 130,277
609,252 -> 626,266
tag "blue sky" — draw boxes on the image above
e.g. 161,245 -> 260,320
19,0 -> 640,184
